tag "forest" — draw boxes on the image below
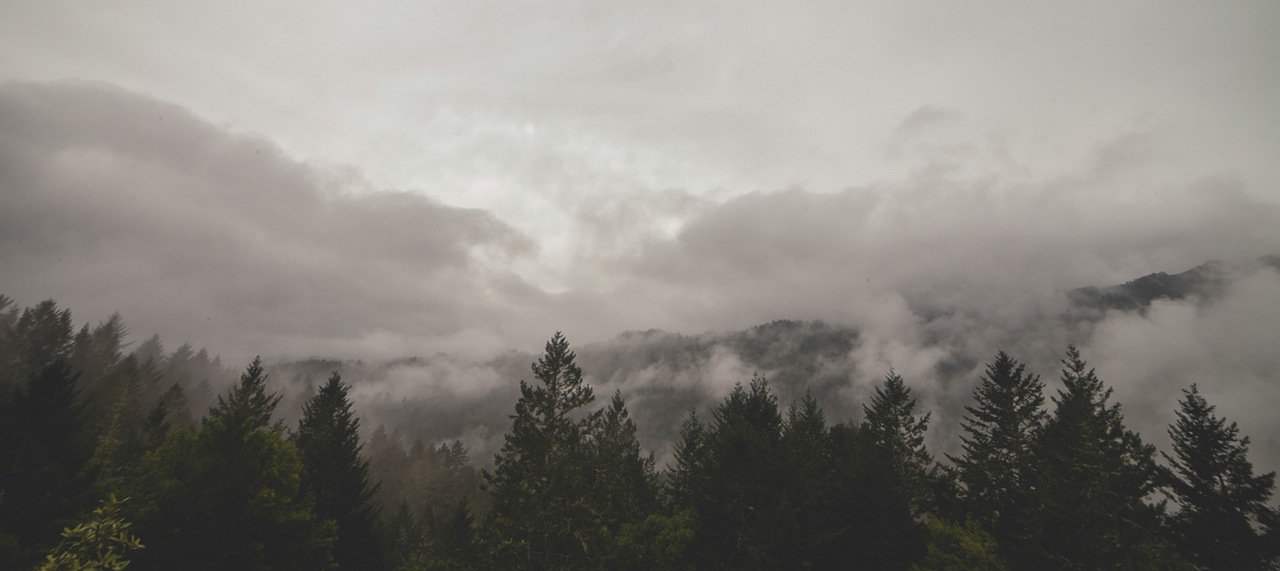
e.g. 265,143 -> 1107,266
0,294 -> 1276,571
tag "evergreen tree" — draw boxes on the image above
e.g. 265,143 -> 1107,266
823,422 -> 925,570
484,332 -> 601,569
132,334 -> 165,368
590,391 -> 659,541
862,370 -> 939,517
780,392 -> 832,563
4,299 -> 74,389
158,382 -> 193,428
1163,384 -> 1277,570
669,375 -> 788,569
208,356 -> 282,431
126,357 -> 335,571
667,409 -> 707,509
296,372 -> 384,571
951,352 -> 1045,557
88,355 -> 152,495
1025,346 -> 1187,570
0,358 -> 95,568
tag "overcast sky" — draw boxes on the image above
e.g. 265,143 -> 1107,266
3,1 -> 1279,366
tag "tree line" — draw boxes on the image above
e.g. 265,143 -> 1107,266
0,295 -> 1276,570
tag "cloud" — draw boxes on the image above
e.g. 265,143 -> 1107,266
4,80 -> 1278,476
895,106 -> 961,138
1083,269 -> 1280,476
0,80 -> 536,361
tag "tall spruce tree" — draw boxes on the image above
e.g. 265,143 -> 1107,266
0,358 -> 95,569
670,375 -> 789,569
862,370 -> 939,517
484,332 -> 601,569
296,372 -> 384,571
1163,384 -> 1277,571
779,392 -> 836,565
127,357 -> 335,571
951,351 -> 1045,556
1025,346 -> 1186,570
590,391 -> 658,540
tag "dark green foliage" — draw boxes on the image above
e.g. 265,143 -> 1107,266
366,424 -> 485,569
672,375 -> 787,569
483,332 -> 604,568
823,423 -> 926,570
1164,385 -> 1277,570
208,356 -> 283,432
1024,346 -> 1187,570
669,376 -> 923,569
0,358 -> 95,568
296,372 -> 385,571
863,370 -> 942,517
10,300 -> 75,386
951,352 -> 1045,558
482,333 -> 660,568
125,358 -> 335,571
158,382 -> 193,428
36,494 -> 144,571
908,519 -> 1007,571
610,510 -> 698,571
589,391 -> 659,537
779,391 -> 830,562
4,295 -> 1276,570
384,501 -> 423,569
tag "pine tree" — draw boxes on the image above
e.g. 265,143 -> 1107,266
668,410 -> 707,508
670,375 -> 788,569
823,422 -> 925,570
590,391 -> 658,540
484,332 -> 601,569
780,391 -> 831,563
951,352 -> 1045,556
126,357 -> 335,571
207,356 -> 281,432
1,357 -> 96,568
295,372 -> 384,571
3,299 -> 74,389
1025,346 -> 1186,570
1163,384 -> 1277,570
862,370 -> 938,517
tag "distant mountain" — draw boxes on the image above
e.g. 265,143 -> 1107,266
268,256 -> 1280,467
1068,255 -> 1280,313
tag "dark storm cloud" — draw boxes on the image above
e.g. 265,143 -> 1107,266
0,80 -> 534,360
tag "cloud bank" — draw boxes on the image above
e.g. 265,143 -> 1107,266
3,79 -> 1278,475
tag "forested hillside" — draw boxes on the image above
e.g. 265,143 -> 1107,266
1,294 -> 1276,570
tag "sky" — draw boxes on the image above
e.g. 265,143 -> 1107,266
3,1 -> 1280,460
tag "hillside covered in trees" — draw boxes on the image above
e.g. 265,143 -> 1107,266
1,294 -> 1277,570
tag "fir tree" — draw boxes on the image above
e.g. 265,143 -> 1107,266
1163,384 -> 1277,571
484,332 -> 601,569
862,370 -> 938,516
0,358 -> 94,568
780,391 -> 831,563
295,372 -> 384,571
207,356 -> 281,432
1025,346 -> 1187,570
671,375 -> 788,569
126,358 -> 335,571
590,391 -> 658,539
951,352 -> 1045,556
